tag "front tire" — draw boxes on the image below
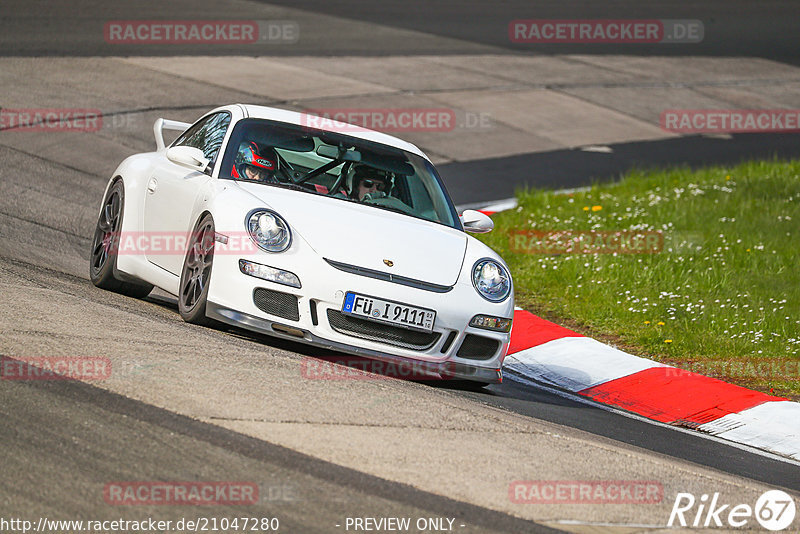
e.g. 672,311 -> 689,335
89,180 -> 154,298
178,214 -> 217,326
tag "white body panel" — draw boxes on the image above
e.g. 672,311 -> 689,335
234,182 -> 467,287
97,104 -> 514,383
142,162 -> 212,275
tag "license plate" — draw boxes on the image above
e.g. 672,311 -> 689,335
342,292 -> 436,332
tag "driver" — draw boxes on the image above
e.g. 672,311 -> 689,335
232,141 -> 280,183
348,164 -> 393,201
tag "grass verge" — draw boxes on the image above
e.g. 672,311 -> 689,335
478,159 -> 800,399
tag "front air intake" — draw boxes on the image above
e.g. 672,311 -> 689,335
456,334 -> 500,360
253,288 -> 299,321
326,310 -> 440,350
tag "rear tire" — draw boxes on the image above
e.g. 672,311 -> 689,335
89,180 -> 154,298
178,214 -> 217,326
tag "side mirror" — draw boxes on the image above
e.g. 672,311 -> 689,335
460,209 -> 494,234
166,146 -> 210,173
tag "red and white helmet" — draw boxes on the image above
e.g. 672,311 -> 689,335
233,141 -> 279,182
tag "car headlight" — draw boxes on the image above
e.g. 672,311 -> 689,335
246,209 -> 291,252
472,258 -> 511,302
239,260 -> 301,288
469,314 -> 512,332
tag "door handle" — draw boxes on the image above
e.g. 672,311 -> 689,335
147,177 -> 158,194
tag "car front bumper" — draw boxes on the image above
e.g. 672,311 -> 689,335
206,301 -> 504,383
206,243 -> 512,384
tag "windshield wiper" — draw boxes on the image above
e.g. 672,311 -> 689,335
271,182 -> 318,193
365,203 -> 410,216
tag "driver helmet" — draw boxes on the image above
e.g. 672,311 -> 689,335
233,141 -> 279,183
347,164 -> 393,200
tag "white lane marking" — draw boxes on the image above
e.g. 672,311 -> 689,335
505,336 -> 664,392
699,401 -> 800,461
504,371 -> 800,468
473,193 -> 800,462
580,145 -> 614,153
553,520 -> 663,529
456,198 -> 519,214
456,186 -> 596,214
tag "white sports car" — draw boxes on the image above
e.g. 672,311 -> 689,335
90,104 -> 513,383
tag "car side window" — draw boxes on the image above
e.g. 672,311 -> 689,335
174,112 -> 231,170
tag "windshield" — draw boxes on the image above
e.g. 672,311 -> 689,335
219,118 -> 460,229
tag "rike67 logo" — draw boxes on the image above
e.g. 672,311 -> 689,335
668,490 -> 796,531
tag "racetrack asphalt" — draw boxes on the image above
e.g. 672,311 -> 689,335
3,0 -> 799,60
2,1 -> 800,531
1,363 -> 560,534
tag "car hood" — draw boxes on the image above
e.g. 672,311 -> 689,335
235,182 -> 467,287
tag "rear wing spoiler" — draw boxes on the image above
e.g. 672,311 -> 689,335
153,118 -> 191,151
